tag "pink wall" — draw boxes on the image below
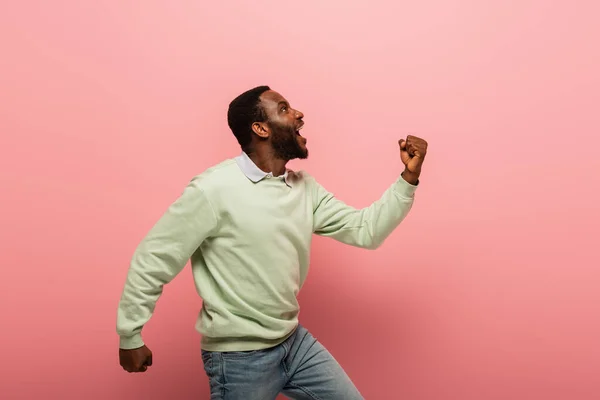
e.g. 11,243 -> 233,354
2,1 -> 599,399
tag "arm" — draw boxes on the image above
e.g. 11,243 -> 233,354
116,176 -> 218,349
310,173 -> 417,250
310,135 -> 427,250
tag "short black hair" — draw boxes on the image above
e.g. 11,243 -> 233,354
227,85 -> 271,152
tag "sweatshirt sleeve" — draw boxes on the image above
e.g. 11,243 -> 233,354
309,174 -> 418,250
116,176 -> 219,349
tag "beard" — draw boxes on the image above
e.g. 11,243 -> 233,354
268,120 -> 308,161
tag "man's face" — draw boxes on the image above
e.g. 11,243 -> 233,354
256,90 -> 308,160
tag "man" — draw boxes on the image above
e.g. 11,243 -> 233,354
117,85 -> 428,399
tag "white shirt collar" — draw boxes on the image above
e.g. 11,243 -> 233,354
234,152 -> 293,187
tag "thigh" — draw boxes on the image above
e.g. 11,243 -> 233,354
281,326 -> 364,400
202,347 -> 286,400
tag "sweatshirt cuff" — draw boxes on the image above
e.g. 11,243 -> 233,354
394,175 -> 419,198
119,333 -> 144,349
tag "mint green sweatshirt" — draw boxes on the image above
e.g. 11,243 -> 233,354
117,152 -> 418,351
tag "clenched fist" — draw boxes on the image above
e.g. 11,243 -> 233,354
399,135 -> 428,185
120,345 -> 153,373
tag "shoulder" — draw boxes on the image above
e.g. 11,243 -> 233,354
183,158 -> 241,195
286,169 -> 327,199
188,158 -> 239,184
292,169 -> 330,188
283,168 -> 314,187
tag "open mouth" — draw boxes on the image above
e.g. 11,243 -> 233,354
295,123 -> 307,145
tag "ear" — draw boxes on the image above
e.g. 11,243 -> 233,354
252,122 -> 270,139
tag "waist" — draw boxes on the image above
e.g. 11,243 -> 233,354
198,312 -> 299,352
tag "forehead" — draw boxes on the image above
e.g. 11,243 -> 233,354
260,90 -> 288,108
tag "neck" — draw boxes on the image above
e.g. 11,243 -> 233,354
246,147 -> 288,177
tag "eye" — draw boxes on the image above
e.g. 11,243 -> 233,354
281,106 -> 287,112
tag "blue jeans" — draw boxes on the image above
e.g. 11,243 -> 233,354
201,324 -> 364,399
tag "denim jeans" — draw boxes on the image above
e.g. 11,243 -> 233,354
201,324 -> 364,399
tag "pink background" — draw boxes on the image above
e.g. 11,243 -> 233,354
1,1 -> 599,399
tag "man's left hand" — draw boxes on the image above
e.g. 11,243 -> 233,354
399,135 -> 428,184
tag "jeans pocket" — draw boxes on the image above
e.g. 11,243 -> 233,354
201,350 -> 212,369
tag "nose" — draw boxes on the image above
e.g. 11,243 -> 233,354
295,109 -> 304,119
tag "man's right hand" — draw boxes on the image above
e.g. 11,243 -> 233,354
119,345 -> 153,373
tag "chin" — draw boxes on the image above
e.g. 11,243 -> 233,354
296,139 -> 308,158
295,145 -> 309,160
